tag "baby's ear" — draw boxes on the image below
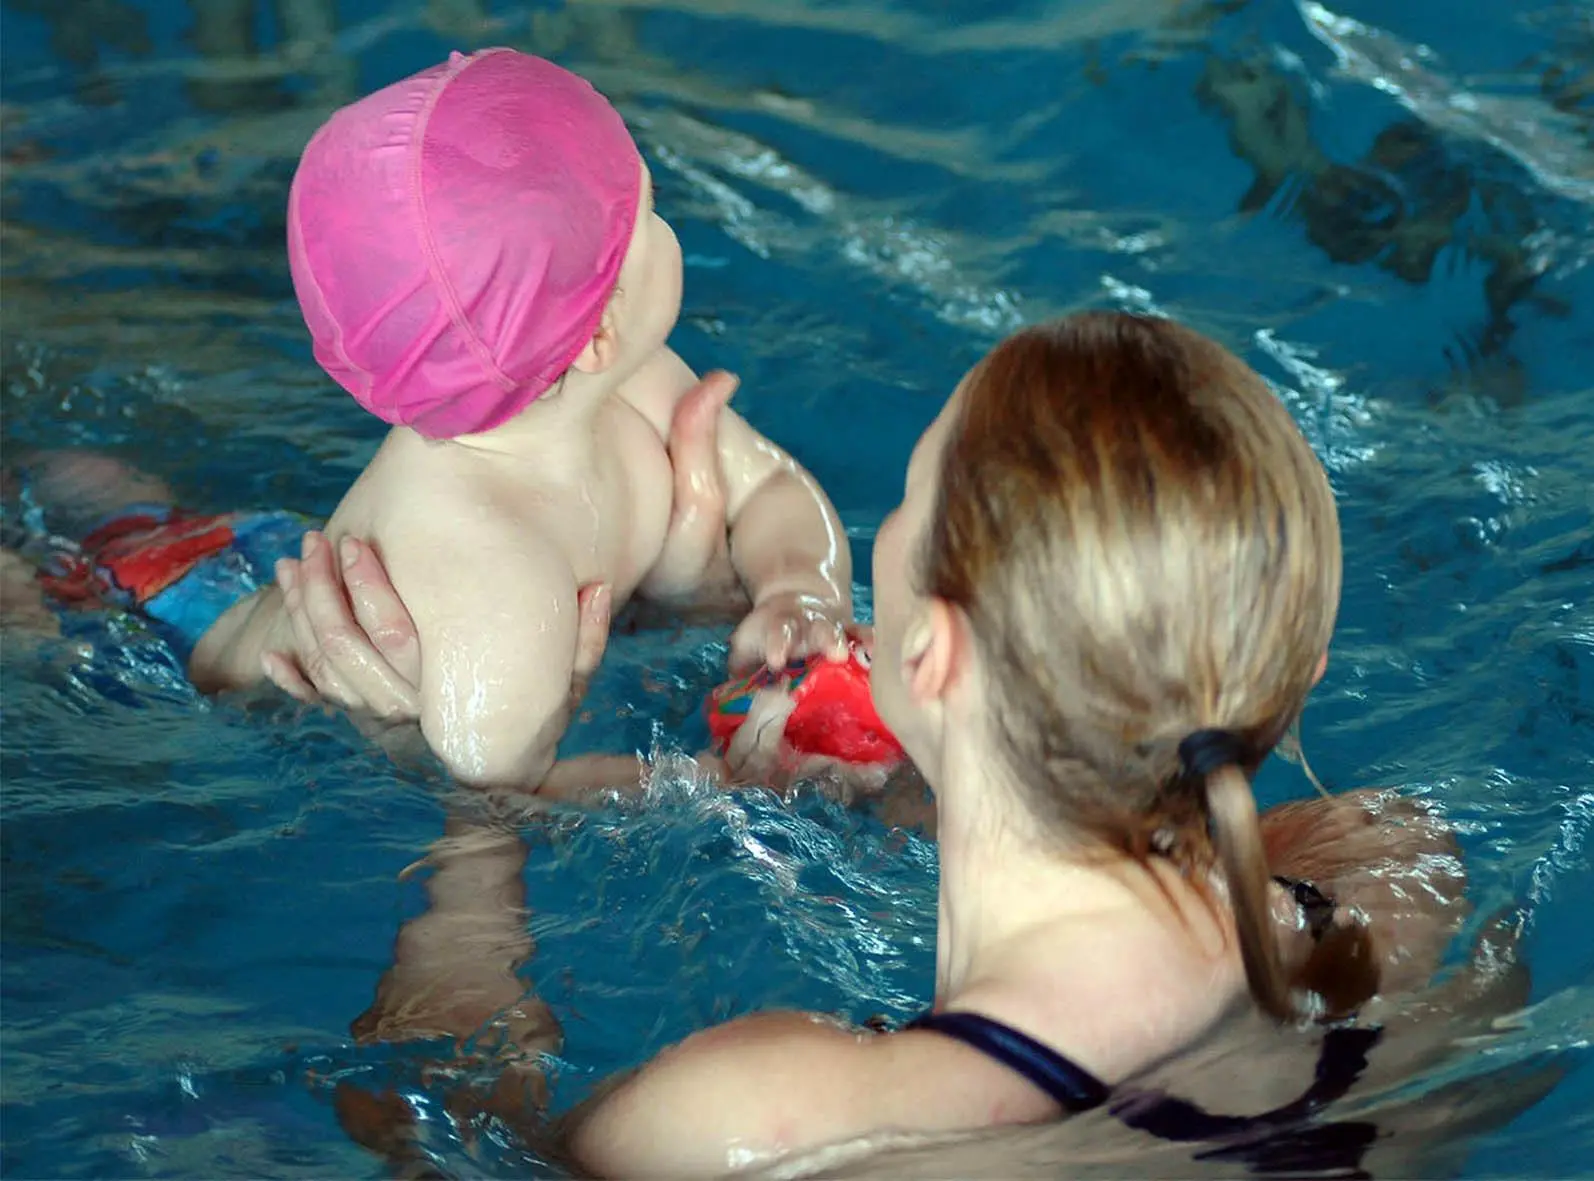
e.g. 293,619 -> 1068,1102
570,300 -> 621,375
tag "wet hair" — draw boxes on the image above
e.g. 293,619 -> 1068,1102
921,311 -> 1371,1021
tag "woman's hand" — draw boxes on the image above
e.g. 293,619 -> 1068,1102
714,673 -> 895,800
263,531 -> 423,721
642,369 -> 742,602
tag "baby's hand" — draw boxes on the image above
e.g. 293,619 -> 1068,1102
729,591 -> 850,675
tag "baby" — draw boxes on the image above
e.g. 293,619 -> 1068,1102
21,49 -> 851,791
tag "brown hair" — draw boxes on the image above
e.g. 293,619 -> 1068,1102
922,311 -> 1368,1021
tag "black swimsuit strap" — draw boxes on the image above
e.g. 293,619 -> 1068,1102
905,1010 -> 1110,1112
1109,1024 -> 1383,1139
908,878 -> 1378,1174
909,1011 -> 1382,1177
1110,1025 -> 1384,1179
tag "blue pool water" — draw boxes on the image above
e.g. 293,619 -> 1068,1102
2,0 -> 1591,1176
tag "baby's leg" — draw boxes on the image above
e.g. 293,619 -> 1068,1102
0,548 -> 59,636
351,812 -> 560,1059
10,449 -> 176,538
339,809 -> 558,1167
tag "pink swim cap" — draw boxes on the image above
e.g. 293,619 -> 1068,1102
286,49 -> 641,438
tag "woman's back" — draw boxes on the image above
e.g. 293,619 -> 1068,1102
741,795 -> 1507,1181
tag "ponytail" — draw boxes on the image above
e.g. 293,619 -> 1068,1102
1178,729 -> 1379,1023
1206,763 -> 1295,1020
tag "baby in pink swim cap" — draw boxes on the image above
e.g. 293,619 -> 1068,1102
185,49 -> 853,790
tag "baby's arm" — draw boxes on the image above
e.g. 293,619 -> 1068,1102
630,350 -> 853,672
190,586 -> 289,693
258,532 -> 648,798
718,405 -> 853,671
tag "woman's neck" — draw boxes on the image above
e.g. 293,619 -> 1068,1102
930,745 -> 1227,1007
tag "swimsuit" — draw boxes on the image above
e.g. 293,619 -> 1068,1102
37,504 -> 313,661
908,877 -> 1381,1178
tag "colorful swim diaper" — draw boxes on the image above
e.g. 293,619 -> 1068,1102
38,505 -> 313,660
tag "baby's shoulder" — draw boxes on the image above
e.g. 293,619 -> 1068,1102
352,466 -> 567,589
385,488 -> 564,571
369,503 -> 575,647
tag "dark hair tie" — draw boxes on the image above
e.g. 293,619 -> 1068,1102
1177,728 -> 1247,779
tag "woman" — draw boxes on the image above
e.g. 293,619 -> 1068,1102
271,312 -> 1488,1175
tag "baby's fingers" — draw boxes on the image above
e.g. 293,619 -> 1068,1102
726,614 -> 770,676
762,615 -> 802,671
801,615 -> 848,663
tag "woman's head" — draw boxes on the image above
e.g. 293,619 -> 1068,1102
287,49 -> 680,439
871,311 -> 1349,1019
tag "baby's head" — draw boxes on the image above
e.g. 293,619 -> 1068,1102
872,311 -> 1350,1018
287,49 -> 681,439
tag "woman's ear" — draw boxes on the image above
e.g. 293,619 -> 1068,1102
570,300 -> 621,375
904,597 -> 960,707
1311,651 -> 1328,687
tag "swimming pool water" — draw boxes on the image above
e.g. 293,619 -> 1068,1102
2,0 -> 1591,1176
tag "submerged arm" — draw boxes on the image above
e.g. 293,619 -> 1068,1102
561,1014 -> 1013,1177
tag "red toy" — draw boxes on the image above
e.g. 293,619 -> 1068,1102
706,632 -> 906,767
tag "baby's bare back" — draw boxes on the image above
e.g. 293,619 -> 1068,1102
311,397 -> 676,785
342,402 -> 673,606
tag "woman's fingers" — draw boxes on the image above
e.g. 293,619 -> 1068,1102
569,583 -> 612,703
275,533 -> 419,719
340,536 -> 422,691
261,648 -> 320,704
669,370 -> 737,515
656,371 -> 737,590
276,544 -> 365,711
725,687 -> 798,782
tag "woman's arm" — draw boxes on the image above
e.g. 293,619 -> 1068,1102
560,1014 -> 988,1178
